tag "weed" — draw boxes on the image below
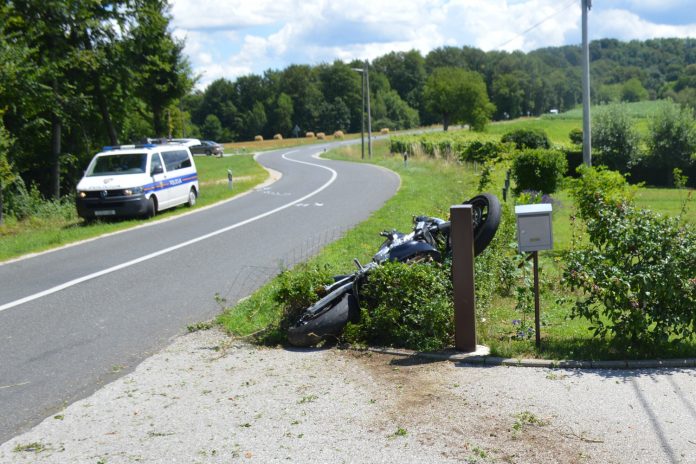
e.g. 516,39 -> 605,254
13,442 -> 47,453
298,394 -> 318,404
187,321 -> 213,333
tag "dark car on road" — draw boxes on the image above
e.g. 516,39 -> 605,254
191,140 -> 224,156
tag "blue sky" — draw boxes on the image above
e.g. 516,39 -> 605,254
169,0 -> 696,89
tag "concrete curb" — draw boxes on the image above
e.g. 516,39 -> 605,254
366,347 -> 696,370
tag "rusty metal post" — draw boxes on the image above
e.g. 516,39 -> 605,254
451,205 -> 476,352
533,251 -> 541,348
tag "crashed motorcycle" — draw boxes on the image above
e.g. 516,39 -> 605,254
287,193 -> 501,347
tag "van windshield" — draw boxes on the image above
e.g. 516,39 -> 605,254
87,153 -> 147,176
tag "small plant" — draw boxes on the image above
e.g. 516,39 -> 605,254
511,148 -> 567,195
298,394 -> 318,404
13,442 -> 47,453
390,427 -> 408,438
187,321 -> 213,333
273,264 -> 335,332
512,411 -> 548,432
569,127 -> 583,145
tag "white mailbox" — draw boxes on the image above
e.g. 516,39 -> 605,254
515,203 -> 553,252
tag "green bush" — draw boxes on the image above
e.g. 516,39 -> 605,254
511,148 -> 568,194
592,103 -> 641,173
273,264 -> 334,331
564,166 -> 696,346
569,128 -> 583,145
345,261 -> 454,351
501,129 -> 550,150
460,140 -> 510,164
567,165 -> 637,222
645,100 -> 696,186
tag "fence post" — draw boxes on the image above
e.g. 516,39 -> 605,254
450,205 -> 477,352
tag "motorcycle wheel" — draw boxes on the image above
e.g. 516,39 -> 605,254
287,294 -> 359,347
464,193 -> 501,256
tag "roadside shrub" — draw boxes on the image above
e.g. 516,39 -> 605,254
273,264 -> 334,331
560,146 -> 584,177
644,100 -> 696,186
501,129 -> 550,150
254,135 -> 263,142
592,103 -> 640,173
567,165 -> 637,222
569,128 -> 583,145
564,180 -> 696,346
511,148 -> 567,194
3,178 -> 76,221
345,261 -> 454,351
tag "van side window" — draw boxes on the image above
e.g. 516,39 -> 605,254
161,150 -> 191,171
150,153 -> 163,175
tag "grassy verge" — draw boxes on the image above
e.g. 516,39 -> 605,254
0,154 -> 267,262
219,136 -> 696,361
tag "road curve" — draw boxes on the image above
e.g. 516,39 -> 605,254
0,142 -> 400,444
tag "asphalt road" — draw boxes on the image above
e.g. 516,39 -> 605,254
0,142 -> 400,444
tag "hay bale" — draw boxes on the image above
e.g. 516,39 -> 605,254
273,133 -> 283,140
305,132 -> 315,138
380,128 -> 390,135
333,130 -> 344,139
254,135 -> 264,142
316,132 -> 326,140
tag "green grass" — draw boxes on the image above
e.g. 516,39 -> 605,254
485,117 -> 582,145
219,137 -> 696,361
0,154 -> 268,262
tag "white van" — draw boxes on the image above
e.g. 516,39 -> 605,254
76,143 -> 199,219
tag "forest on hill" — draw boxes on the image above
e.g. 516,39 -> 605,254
184,38 -> 696,142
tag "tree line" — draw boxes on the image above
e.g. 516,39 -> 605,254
2,0 -> 696,220
186,38 -> 696,141
0,0 -> 191,222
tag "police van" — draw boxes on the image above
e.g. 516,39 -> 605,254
76,142 -> 199,219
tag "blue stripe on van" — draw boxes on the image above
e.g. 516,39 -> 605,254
142,173 -> 198,193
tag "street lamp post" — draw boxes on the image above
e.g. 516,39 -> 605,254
351,62 -> 373,159
582,0 -> 592,166
364,60 -> 372,159
352,67 -> 366,159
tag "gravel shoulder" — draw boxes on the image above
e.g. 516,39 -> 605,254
2,328 -> 696,463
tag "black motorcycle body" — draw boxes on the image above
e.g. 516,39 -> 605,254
287,193 -> 501,347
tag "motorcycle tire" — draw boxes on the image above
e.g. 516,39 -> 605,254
464,193 -> 501,256
287,293 -> 359,347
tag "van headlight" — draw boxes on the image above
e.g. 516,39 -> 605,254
78,191 -> 87,198
124,186 -> 143,196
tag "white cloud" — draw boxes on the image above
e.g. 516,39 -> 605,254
592,8 -> 696,41
169,0 -> 696,88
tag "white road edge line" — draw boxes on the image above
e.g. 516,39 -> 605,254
0,151 -> 337,313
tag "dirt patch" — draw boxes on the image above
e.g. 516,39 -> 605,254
346,349 -> 592,463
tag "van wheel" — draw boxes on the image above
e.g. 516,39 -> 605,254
146,196 -> 157,218
187,188 -> 197,207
